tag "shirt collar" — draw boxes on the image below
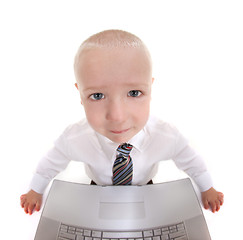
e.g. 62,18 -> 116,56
128,128 -> 146,152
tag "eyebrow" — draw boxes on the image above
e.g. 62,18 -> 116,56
82,86 -> 104,93
82,83 -> 149,93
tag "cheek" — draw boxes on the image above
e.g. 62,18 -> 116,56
83,103 -> 104,129
132,101 -> 150,125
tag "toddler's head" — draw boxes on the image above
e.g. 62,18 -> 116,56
74,30 -> 153,143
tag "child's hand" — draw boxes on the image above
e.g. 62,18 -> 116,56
20,190 -> 43,215
201,187 -> 224,213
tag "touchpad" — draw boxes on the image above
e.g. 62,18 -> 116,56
99,202 -> 145,219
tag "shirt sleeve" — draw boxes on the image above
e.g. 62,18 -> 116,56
30,132 -> 71,194
172,130 -> 213,192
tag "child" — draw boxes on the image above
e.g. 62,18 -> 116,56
20,29 -> 224,215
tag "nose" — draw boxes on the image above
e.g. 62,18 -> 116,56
106,99 -> 127,123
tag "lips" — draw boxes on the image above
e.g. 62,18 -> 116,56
111,128 -> 130,134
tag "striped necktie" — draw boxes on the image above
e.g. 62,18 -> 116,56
112,143 -> 133,185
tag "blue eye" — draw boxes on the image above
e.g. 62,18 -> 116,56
128,90 -> 142,97
90,93 -> 104,100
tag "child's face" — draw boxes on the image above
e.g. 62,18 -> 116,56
75,47 -> 153,143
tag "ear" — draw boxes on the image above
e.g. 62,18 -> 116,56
74,83 -> 83,105
74,82 -> 79,90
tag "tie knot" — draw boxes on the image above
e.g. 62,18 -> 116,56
117,143 -> 133,157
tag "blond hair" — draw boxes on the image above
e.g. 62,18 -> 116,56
74,29 -> 152,79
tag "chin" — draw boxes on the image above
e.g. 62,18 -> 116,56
109,137 -> 128,144
107,133 -> 135,144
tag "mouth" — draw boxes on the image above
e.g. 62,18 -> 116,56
110,128 -> 130,134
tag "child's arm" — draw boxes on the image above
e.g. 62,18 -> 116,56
20,190 -> 43,215
171,127 -> 224,212
201,187 -> 224,213
20,129 -> 72,215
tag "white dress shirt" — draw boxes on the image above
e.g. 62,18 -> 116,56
30,116 -> 213,194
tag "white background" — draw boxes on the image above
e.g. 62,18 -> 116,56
1,0 -> 242,239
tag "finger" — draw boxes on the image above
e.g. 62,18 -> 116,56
24,202 -> 29,214
218,193 -> 224,205
209,201 -> 216,213
219,198 -> 224,206
28,203 -> 35,215
20,194 -> 25,200
20,197 -> 26,208
35,200 -> 41,212
203,200 -> 210,210
215,200 -> 221,212
218,192 -> 224,197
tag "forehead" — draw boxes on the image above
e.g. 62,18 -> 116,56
76,47 -> 152,88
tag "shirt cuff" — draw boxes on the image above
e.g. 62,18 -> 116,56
30,173 -> 51,194
193,171 -> 213,192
